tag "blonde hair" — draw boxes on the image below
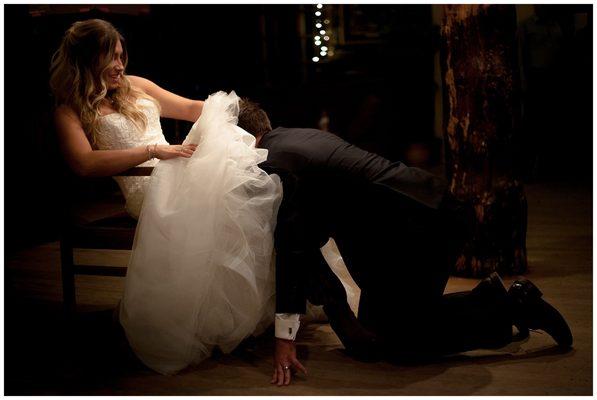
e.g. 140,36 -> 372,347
49,19 -> 157,145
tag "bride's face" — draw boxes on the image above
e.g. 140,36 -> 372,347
104,40 -> 125,90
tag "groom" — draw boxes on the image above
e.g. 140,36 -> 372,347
236,100 -> 573,386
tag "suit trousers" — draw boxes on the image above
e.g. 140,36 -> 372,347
319,185 -> 513,359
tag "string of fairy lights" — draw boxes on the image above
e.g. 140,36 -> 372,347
311,4 -> 333,62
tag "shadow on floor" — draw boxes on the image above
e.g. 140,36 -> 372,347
4,296 -> 577,395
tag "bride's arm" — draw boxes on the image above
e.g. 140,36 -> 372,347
127,75 -> 204,122
55,106 -> 195,177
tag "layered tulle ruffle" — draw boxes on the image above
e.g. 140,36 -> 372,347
120,91 -> 282,375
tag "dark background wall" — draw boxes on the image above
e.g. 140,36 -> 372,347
3,4 -> 592,254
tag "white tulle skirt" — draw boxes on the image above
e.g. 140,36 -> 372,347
119,91 -> 282,375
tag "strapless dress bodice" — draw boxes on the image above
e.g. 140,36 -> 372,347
95,98 -> 169,218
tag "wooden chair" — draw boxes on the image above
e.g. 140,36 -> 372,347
59,166 -> 154,313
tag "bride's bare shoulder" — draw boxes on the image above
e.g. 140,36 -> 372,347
127,75 -> 152,94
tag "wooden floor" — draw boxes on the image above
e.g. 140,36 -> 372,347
4,181 -> 592,395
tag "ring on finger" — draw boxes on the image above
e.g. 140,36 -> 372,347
283,365 -> 290,371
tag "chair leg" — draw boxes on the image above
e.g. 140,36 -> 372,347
60,236 -> 76,316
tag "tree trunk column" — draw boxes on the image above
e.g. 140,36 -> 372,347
441,5 -> 528,277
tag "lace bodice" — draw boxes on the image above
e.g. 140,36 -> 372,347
95,98 -> 169,219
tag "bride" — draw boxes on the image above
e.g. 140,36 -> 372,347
51,19 -> 284,375
51,18 -> 356,378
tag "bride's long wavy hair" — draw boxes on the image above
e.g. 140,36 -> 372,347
49,19 -> 156,145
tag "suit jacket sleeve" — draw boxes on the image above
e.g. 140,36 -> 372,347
273,172 -> 326,314
321,138 -> 448,209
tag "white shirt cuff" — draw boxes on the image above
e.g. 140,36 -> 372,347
275,313 -> 301,340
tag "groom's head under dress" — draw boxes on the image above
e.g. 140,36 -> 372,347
238,99 -> 272,142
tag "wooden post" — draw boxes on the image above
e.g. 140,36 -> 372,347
441,5 -> 528,277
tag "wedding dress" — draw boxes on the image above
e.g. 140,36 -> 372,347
97,92 -> 280,374
96,91 -> 357,375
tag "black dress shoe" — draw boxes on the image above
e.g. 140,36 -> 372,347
508,279 -> 573,348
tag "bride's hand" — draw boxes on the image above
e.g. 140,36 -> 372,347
155,144 -> 198,160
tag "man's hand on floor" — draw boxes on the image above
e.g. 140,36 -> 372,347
271,338 -> 307,386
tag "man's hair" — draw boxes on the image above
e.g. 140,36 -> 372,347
238,98 -> 272,138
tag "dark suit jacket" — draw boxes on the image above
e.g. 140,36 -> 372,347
258,127 -> 447,314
